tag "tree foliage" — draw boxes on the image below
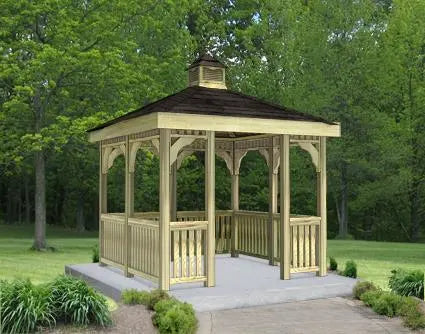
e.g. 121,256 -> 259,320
1,0 -> 424,242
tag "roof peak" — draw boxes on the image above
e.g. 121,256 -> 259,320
188,53 -> 226,69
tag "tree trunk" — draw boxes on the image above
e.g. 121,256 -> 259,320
33,150 -> 47,249
76,195 -> 85,232
25,174 -> 31,223
338,162 -> 348,238
409,178 -> 421,241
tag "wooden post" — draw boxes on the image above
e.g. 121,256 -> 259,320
205,131 -> 216,287
129,171 -> 135,217
268,145 -> 277,265
99,143 -> 107,266
318,137 -> 327,277
231,142 -> 239,257
280,135 -> 290,280
159,129 -> 171,290
170,163 -> 177,221
124,136 -> 132,277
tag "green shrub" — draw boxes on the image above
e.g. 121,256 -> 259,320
389,268 -> 424,299
342,260 -> 357,278
153,298 -> 197,334
49,275 -> 111,326
121,289 -> 150,305
360,290 -> 382,307
360,288 -> 425,330
329,257 -> 338,271
92,244 -> 99,263
353,281 -> 378,299
0,279 -> 55,334
147,289 -> 171,310
372,292 -> 402,317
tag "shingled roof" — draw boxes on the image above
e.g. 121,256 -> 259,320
88,85 -> 334,132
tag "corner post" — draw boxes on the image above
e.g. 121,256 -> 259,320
231,142 -> 239,257
99,143 -> 107,266
280,135 -> 291,280
268,142 -> 277,265
170,162 -> 177,221
205,131 -> 216,287
318,137 -> 327,276
129,171 -> 135,217
159,129 -> 171,290
123,136 -> 132,277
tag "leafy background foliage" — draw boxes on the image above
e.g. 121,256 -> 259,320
0,0 -> 424,242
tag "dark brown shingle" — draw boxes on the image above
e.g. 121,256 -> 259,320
88,86 -> 334,132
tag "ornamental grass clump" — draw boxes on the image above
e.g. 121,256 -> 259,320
389,268 -> 424,299
0,279 -> 55,334
121,289 -> 151,305
49,275 -> 111,326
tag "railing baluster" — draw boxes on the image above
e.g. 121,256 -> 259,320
292,225 -> 298,268
305,225 -> 310,267
174,231 -> 180,278
189,230 -> 195,277
196,230 -> 202,276
181,231 -> 187,277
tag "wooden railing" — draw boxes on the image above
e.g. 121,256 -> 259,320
170,220 -> 207,284
289,216 -> 320,273
235,210 -> 269,258
100,210 -> 321,284
100,213 -> 125,267
128,218 -> 159,281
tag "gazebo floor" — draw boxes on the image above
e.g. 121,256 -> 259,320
65,254 -> 356,312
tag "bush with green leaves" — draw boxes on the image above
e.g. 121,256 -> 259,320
329,257 -> 338,271
353,281 -> 378,299
92,243 -> 99,263
121,288 -> 170,310
342,260 -> 357,278
360,289 -> 425,330
121,289 -> 151,305
153,298 -> 198,334
389,268 -> 424,299
0,279 -> 55,334
49,275 -> 111,326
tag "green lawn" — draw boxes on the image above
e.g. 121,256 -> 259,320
328,239 -> 425,288
0,224 -> 424,289
0,224 -> 97,284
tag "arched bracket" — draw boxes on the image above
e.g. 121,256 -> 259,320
298,142 -> 319,171
129,142 -> 142,173
216,150 -> 233,175
151,139 -> 160,155
170,137 -> 196,166
176,150 -> 194,169
102,145 -> 125,173
258,148 -> 280,174
234,149 -> 248,175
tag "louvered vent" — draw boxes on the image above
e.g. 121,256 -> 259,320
203,67 -> 224,82
188,67 -> 199,84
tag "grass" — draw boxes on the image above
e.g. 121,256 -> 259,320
0,224 -> 424,291
328,240 -> 425,289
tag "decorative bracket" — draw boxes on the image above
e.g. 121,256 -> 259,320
170,137 -> 196,166
298,142 -> 319,171
234,149 -> 248,175
216,150 -> 233,175
258,147 -> 280,174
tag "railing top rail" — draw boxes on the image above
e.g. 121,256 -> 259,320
170,220 -> 208,231
128,217 -> 159,228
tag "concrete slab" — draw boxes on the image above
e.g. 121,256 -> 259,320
66,254 -> 357,312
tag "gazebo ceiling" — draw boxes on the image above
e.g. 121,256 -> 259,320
88,54 -> 340,142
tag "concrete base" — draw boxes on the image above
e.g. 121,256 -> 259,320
66,255 -> 357,312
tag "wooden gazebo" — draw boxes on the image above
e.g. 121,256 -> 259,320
88,54 -> 340,291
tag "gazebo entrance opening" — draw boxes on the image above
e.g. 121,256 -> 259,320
89,54 -> 340,291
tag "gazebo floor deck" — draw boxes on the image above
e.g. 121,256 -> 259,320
65,254 -> 356,312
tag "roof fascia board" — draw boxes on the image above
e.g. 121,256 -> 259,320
88,112 -> 159,143
157,112 -> 341,137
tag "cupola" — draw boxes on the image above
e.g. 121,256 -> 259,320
187,53 -> 227,89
